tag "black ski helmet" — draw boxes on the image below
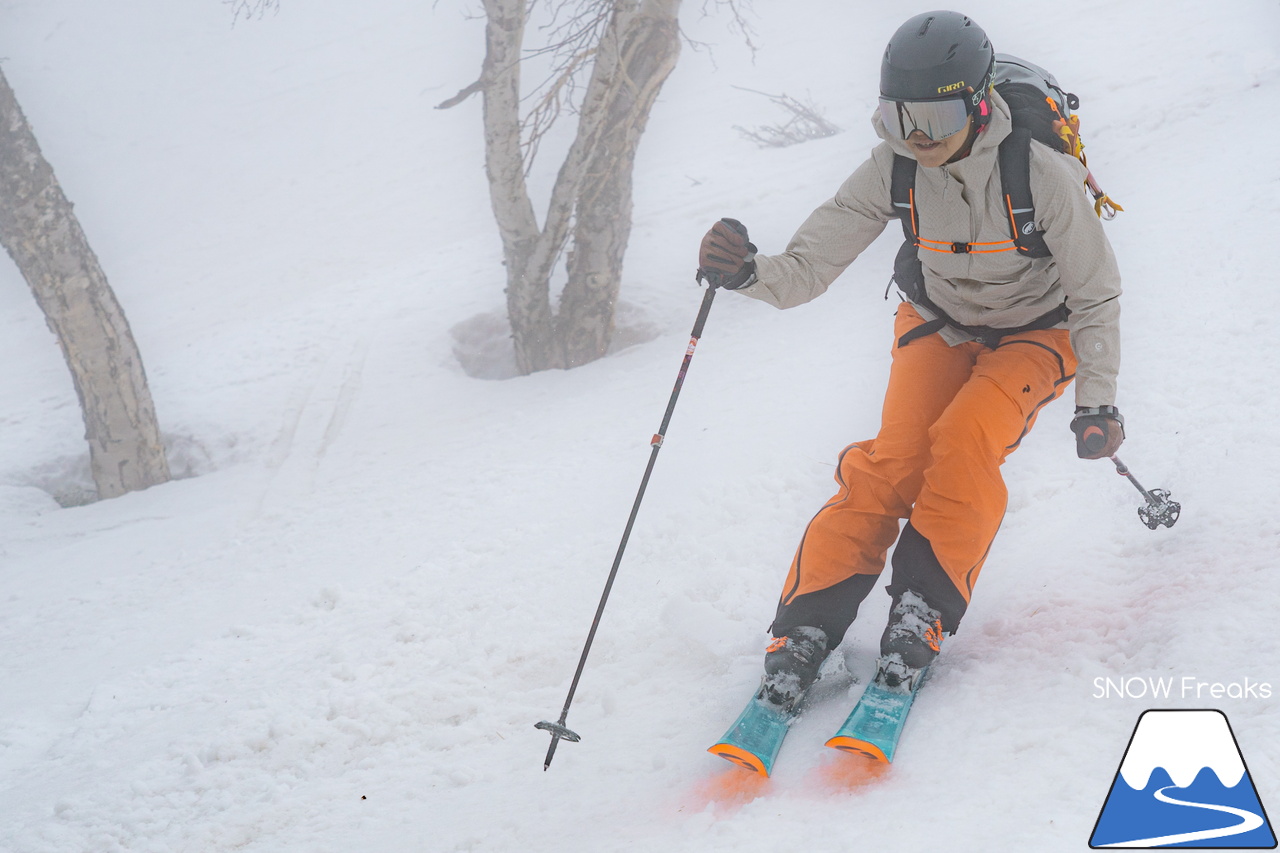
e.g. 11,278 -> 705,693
880,11 -> 995,107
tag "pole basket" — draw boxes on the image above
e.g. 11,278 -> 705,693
1137,489 -> 1180,530
535,720 -> 582,743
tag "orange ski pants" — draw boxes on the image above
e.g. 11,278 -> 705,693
777,304 -> 1078,625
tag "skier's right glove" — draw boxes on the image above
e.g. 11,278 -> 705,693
697,218 -> 757,290
1071,406 -> 1125,459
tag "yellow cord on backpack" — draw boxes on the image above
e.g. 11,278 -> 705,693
1085,172 -> 1123,220
1094,193 -> 1124,220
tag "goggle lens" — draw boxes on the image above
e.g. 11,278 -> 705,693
878,96 -> 971,142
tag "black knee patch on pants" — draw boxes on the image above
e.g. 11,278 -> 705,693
770,572 -> 878,648
888,522 -> 969,634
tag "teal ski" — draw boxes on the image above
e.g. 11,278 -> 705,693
708,697 -> 794,777
825,665 -> 929,763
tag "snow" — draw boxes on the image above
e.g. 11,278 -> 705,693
0,1 -> 1277,851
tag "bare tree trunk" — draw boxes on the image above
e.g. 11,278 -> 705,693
0,67 -> 170,500
469,0 -> 681,375
479,0 -> 564,373
561,0 -> 680,367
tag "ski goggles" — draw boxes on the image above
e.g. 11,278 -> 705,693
878,95 -> 972,142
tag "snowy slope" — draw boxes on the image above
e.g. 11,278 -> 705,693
0,1 -> 1278,851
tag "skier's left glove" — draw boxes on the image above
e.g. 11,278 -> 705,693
1071,406 -> 1125,460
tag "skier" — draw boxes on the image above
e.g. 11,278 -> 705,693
697,11 -> 1124,708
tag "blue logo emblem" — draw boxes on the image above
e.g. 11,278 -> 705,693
1091,710 -> 1276,848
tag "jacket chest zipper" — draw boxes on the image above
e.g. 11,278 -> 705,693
940,170 -> 975,265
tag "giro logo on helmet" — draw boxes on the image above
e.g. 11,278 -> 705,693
937,81 -> 965,94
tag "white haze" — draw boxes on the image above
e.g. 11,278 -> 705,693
0,1 -> 1277,851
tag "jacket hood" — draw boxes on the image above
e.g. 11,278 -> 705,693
872,88 -> 1013,166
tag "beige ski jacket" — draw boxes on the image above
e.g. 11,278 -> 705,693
735,90 -> 1121,407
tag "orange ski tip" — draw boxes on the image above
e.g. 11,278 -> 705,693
708,743 -> 770,777
825,736 -> 890,763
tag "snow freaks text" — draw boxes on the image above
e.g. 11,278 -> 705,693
1093,676 -> 1273,700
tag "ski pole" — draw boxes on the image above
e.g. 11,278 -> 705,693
1109,455 -> 1180,530
537,277 -> 722,771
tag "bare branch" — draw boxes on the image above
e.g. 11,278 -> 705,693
681,0 -> 756,63
531,0 -> 615,56
223,0 -> 280,25
708,0 -> 757,56
517,0 -> 615,172
520,47 -> 596,173
733,88 -> 842,148
482,0 -> 750,174
436,78 -> 486,110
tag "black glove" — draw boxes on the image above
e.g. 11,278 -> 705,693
697,218 -> 757,290
1071,406 -> 1125,459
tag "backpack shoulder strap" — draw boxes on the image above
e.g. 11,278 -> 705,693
889,153 -> 918,243
997,127 -> 1051,258
888,153 -> 928,304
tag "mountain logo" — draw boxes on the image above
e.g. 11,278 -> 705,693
1090,709 -> 1276,849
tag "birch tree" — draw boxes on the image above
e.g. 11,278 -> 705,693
440,0 -> 682,373
0,67 -> 170,500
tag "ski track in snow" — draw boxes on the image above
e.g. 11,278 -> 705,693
0,0 -> 1278,851
1102,786 -> 1265,848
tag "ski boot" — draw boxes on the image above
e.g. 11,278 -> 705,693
876,589 -> 945,691
756,626 -> 830,714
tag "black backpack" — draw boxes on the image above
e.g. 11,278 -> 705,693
889,54 -> 1121,347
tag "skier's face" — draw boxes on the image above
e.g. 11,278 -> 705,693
905,116 -> 972,168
